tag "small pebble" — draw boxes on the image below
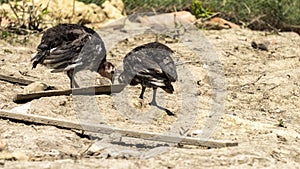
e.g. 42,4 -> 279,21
190,130 -> 204,136
23,82 -> 48,94
251,41 -> 269,51
0,141 -> 7,151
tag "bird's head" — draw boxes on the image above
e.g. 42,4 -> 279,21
98,62 -> 115,82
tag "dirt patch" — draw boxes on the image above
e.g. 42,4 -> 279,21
0,27 -> 299,168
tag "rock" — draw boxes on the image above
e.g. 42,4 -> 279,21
11,151 -> 29,161
102,0 -> 124,19
251,41 -> 270,51
0,151 -> 28,161
46,149 -> 60,156
190,130 -> 204,136
109,0 -> 125,13
23,82 -> 48,94
98,147 -> 141,159
0,141 -> 7,151
0,151 -> 13,160
199,17 -> 240,30
0,0 -> 125,30
137,11 -> 196,29
87,141 -> 112,155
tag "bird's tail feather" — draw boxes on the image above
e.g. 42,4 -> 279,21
161,82 -> 174,94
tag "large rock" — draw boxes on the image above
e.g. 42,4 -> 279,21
197,17 -> 240,30
0,0 -> 125,29
136,11 -> 196,29
0,140 -> 7,151
102,0 -> 125,20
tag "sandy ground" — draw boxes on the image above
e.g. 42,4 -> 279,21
0,27 -> 299,168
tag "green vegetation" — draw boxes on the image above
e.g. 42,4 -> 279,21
277,119 -> 286,128
0,0 -> 299,36
78,0 -> 190,13
201,0 -> 300,28
78,0 -> 299,29
191,0 -> 213,18
123,0 -> 190,13
0,29 -> 31,44
77,0 -> 105,6
0,0 -> 8,4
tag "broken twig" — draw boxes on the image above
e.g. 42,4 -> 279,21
0,74 -> 34,85
0,110 -> 238,148
13,84 -> 126,103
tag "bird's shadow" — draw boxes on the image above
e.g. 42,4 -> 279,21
150,103 -> 175,116
111,141 -> 171,149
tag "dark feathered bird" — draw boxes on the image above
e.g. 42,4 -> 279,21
31,23 -> 115,88
118,42 -> 177,115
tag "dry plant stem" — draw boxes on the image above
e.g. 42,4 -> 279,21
73,0 -> 75,17
8,1 -> 20,25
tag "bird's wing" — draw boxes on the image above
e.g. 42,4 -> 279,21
138,47 -> 178,82
31,24 -> 98,69
42,33 -> 91,72
37,24 -> 96,51
121,50 -> 167,87
119,42 -> 178,87
156,51 -> 178,82
133,42 -> 178,82
77,33 -> 107,72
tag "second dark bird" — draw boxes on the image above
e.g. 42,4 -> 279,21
31,24 -> 115,88
118,42 -> 178,115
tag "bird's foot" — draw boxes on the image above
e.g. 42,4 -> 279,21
149,101 -> 175,116
149,100 -> 158,106
164,109 -> 175,116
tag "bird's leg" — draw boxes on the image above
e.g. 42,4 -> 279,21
67,70 -> 79,88
149,88 -> 158,106
72,81 -> 80,88
149,88 -> 175,116
139,86 -> 146,99
67,71 -> 73,88
136,86 -> 148,108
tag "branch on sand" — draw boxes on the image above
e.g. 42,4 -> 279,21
0,110 -> 238,148
13,84 -> 126,103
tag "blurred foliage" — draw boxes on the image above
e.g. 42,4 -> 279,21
6,0 -> 48,31
0,0 -> 299,34
0,0 -> 46,44
122,0 -> 300,29
77,0 -> 105,6
0,28 -> 31,44
123,0 -> 191,14
0,0 -> 8,4
201,0 -> 300,28
2,0 -> 298,28
191,0 -> 213,18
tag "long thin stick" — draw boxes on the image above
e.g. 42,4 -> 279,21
0,110 -> 238,148
13,84 -> 126,103
0,74 -> 34,85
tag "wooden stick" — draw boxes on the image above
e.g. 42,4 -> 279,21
0,74 -> 34,85
13,84 -> 126,103
0,110 -> 238,148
